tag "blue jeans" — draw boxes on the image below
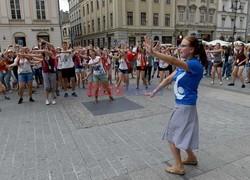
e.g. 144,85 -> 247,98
222,62 -> 232,78
205,61 -> 213,77
0,71 -> 11,90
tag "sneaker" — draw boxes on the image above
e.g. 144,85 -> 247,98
46,100 -> 50,105
52,100 -> 56,105
56,90 -> 60,96
8,90 -> 12,93
4,96 -> 10,100
241,84 -> 245,88
29,97 -> 35,102
18,98 -> 23,104
219,82 -> 223,85
226,77 -> 229,81
210,81 -> 214,85
71,92 -> 78,97
228,83 -> 234,86
64,92 -> 68,98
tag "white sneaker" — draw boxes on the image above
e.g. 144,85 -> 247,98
46,100 -> 50,105
220,81 -> 223,85
226,77 -> 229,80
210,81 -> 214,85
52,100 -> 56,105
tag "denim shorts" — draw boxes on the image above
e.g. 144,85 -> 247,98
93,74 -> 107,82
18,73 -> 33,83
118,69 -> 129,74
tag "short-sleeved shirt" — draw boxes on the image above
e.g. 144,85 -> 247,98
89,56 -> 105,76
174,58 -> 203,105
59,53 -> 74,69
14,58 -> 32,74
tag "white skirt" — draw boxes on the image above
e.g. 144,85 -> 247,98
163,104 -> 199,150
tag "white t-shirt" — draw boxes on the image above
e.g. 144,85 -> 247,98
59,53 -> 74,69
14,57 -> 32,74
159,60 -> 168,69
136,54 -> 142,66
119,58 -> 128,70
89,56 -> 105,76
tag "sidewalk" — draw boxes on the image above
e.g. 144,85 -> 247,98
0,76 -> 250,180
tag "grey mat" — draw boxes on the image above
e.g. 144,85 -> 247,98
82,97 -> 144,116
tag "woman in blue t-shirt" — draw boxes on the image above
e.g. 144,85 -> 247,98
145,36 -> 208,175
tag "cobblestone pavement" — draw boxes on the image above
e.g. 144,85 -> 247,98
0,76 -> 250,180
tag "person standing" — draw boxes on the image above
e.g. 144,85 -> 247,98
144,35 -> 207,175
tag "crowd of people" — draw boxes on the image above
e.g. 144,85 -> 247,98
1,35 -> 250,175
0,38 -> 250,107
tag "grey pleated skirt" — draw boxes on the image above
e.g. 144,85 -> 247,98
163,104 -> 199,150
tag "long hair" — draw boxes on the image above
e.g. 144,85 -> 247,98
184,36 -> 208,68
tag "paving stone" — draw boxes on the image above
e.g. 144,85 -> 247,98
129,167 -> 162,180
190,169 -> 236,180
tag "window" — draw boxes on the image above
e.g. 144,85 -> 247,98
97,0 -> 99,10
36,0 -> 46,19
231,18 -> 235,28
141,0 -> 146,1
162,36 -> 172,44
201,0 -> 206,2
200,9 -> 205,23
87,4 -> 89,14
222,1 -> 226,11
154,0 -> 159,2
166,0 -> 171,4
165,14 -> 170,26
221,17 -> 225,27
127,12 -> 133,25
10,0 -> 21,19
210,0 -> 214,3
83,23 -> 86,34
98,18 -> 100,31
190,9 -> 195,22
209,10 -> 214,23
110,13 -> 113,27
102,0 -> 105,7
141,12 -> 146,26
83,6 -> 85,16
153,13 -> 159,26
109,0 -> 112,3
103,16 -> 106,30
92,20 -> 95,32
88,21 -> 90,33
91,1 -> 93,12
240,18 -> 244,29
179,9 -> 184,22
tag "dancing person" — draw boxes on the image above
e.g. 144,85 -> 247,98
208,43 -> 223,85
228,42 -> 248,88
84,49 -> 114,103
144,35 -> 208,175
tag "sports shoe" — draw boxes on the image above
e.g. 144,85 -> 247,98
64,92 -> 68,98
18,98 -> 23,104
29,97 -> 35,102
46,100 -> 50,105
219,82 -> 223,85
52,100 -> 56,105
241,84 -> 245,88
71,92 -> 78,97
210,81 -> 214,85
4,96 -> 10,100
228,83 -> 234,86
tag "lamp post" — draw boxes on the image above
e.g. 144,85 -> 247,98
231,0 -> 242,53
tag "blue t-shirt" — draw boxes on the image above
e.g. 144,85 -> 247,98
173,58 -> 203,105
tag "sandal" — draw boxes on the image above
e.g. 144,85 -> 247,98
164,166 -> 185,175
182,158 -> 198,165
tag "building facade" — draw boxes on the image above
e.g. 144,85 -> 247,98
60,10 -> 70,46
246,0 -> 250,42
68,0 -> 82,46
175,0 -> 217,44
69,0 -> 175,48
216,0 -> 249,42
0,0 -> 62,51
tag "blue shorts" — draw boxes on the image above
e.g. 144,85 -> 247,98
18,73 -> 33,83
119,69 -> 129,74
